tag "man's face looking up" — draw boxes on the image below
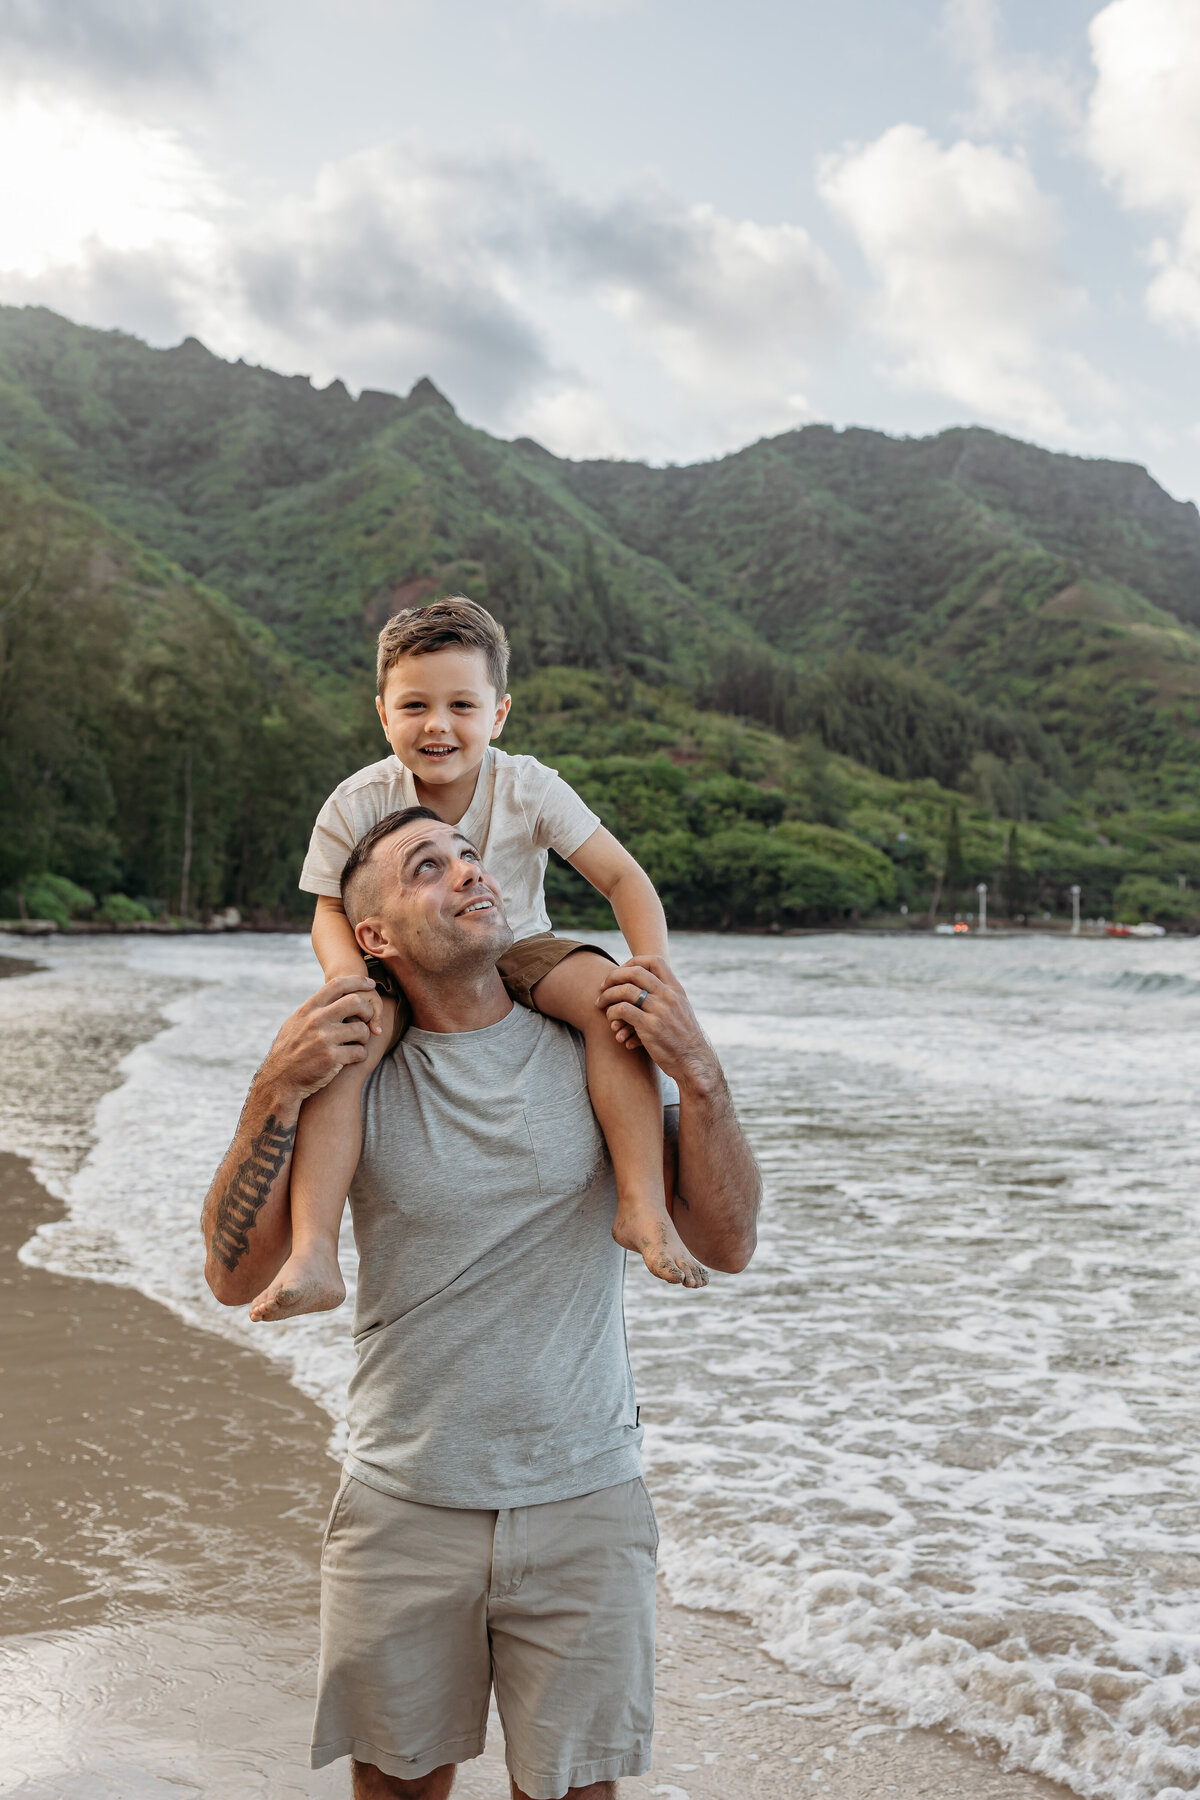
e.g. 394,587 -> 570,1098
353,817 -> 513,977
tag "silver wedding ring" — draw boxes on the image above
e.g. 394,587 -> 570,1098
634,988 -> 650,1010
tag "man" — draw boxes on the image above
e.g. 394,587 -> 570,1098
202,806 -> 759,1800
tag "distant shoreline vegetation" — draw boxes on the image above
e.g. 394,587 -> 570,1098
2,305 -> 1200,934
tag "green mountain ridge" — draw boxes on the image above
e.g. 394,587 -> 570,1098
5,304 -> 1199,719
561,423 -> 1200,637
2,303 -> 1199,929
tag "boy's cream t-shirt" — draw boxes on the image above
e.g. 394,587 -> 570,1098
299,747 -> 601,942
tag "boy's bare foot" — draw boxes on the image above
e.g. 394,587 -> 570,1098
613,1201 -> 708,1288
249,1249 -> 346,1322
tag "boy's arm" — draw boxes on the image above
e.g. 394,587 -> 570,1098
598,956 -> 760,1274
567,826 -> 669,959
313,894 -> 383,1034
201,977 -> 376,1305
313,893 -> 368,976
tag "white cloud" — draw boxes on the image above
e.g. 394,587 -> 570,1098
0,92 -> 218,278
574,193 -> 838,425
1085,0 -> 1200,339
0,104 -> 840,456
509,381 -> 638,460
0,91 -> 230,352
0,0 -> 238,90
538,0 -> 640,13
230,144 -> 556,414
943,0 -> 1079,132
238,142 -> 841,439
819,122 -> 1113,438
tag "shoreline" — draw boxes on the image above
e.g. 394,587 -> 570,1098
0,917 -> 1180,941
1,1140 -> 1074,1799
0,952 -> 44,978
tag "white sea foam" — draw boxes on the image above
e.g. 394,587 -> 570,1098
6,927 -> 1200,1798
2,934 -> 362,1442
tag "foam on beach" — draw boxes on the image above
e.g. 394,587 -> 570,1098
5,928 -> 1200,1800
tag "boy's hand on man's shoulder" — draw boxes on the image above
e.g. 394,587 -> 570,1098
597,956 -> 719,1093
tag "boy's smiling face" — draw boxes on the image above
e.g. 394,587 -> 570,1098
376,646 -> 511,794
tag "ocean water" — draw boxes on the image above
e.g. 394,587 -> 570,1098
4,926 -> 1200,1800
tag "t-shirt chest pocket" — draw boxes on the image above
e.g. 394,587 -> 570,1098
523,1083 -> 606,1197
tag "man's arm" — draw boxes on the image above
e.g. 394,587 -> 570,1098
598,956 -> 760,1274
201,976 -> 378,1306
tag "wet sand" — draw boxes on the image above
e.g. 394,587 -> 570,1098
0,1144 -> 1075,1800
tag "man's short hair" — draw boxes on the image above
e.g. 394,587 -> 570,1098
340,806 -> 443,927
376,596 -> 510,698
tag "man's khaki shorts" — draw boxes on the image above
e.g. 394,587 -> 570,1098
370,932 -> 616,1048
310,1473 -> 657,1799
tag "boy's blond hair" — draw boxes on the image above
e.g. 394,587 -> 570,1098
376,596 -> 510,698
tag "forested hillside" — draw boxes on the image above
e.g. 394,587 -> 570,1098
0,474 -> 367,924
2,304 -> 1200,930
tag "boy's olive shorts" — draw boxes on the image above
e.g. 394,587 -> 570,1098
310,1472 -> 658,1797
370,931 -> 616,1045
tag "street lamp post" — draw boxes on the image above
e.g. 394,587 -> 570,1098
977,882 -> 987,933
1070,884 -> 1081,936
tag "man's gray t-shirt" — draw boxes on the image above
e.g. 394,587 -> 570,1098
344,1003 -> 643,1509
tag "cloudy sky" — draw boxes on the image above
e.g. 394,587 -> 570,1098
2,0 -> 1199,499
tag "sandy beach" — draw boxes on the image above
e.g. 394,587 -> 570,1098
0,935 -> 1076,1799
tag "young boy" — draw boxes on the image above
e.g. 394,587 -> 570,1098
248,596 -> 706,1322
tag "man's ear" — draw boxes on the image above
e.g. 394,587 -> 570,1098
491,692 -> 512,740
355,917 -> 388,958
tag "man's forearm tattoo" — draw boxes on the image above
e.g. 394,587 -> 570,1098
211,1114 -> 296,1271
